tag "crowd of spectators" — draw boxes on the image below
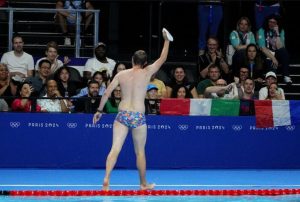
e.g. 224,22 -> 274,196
0,0 -> 293,116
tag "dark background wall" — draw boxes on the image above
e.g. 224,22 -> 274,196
92,1 -> 300,64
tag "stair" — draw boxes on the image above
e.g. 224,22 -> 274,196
6,0 -> 96,58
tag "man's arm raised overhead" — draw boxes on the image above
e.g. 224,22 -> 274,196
145,28 -> 173,75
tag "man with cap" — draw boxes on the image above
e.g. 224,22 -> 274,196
93,28 -> 172,190
83,42 -> 116,81
258,71 -> 285,100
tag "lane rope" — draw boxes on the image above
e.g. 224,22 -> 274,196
1,189 -> 300,196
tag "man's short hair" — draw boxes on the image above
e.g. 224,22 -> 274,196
38,59 -> 51,68
132,50 -> 147,66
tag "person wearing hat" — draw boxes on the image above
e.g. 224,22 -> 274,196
83,42 -> 116,82
258,71 -> 285,100
145,84 -> 160,115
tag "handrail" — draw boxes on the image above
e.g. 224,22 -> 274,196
0,7 -> 100,57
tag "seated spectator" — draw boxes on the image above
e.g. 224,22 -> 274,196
233,67 -> 250,94
145,84 -> 160,115
35,41 -> 70,74
166,66 -> 198,98
171,84 -> 192,99
53,66 -> 79,97
0,63 -> 17,107
257,14 -> 292,84
74,71 -> 106,97
83,42 -> 116,81
204,79 -> 238,99
239,78 -> 257,100
107,62 -> 126,86
239,44 -> 266,89
74,80 -> 101,113
259,71 -> 285,100
37,79 -> 69,112
229,17 -> 256,73
26,59 -> 52,97
11,81 -> 41,112
0,99 -> 8,111
198,37 -> 230,82
149,72 -> 167,98
239,78 -> 256,116
105,85 -> 121,113
1,34 -> 34,78
197,65 -> 221,98
267,82 -> 284,100
55,0 -> 94,45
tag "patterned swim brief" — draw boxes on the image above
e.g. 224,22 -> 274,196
115,110 -> 146,129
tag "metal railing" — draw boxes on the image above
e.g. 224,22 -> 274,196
0,7 -> 100,57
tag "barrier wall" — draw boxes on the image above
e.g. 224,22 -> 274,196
1,113 -> 300,169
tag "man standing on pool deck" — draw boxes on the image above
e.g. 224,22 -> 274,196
93,28 -> 172,190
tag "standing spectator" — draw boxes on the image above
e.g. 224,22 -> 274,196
254,0 -> 282,30
166,66 -> 198,98
198,37 -> 229,82
11,81 -> 41,112
1,35 -> 34,78
257,14 -> 292,84
74,80 -> 101,113
26,59 -> 52,97
83,42 -> 116,81
35,41 -> 70,74
55,0 -> 94,45
229,17 -> 256,73
37,79 -> 69,112
0,63 -> 17,107
197,0 -> 223,56
259,71 -> 285,100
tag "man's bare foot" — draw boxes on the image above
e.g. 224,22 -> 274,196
102,178 -> 109,191
140,183 -> 155,190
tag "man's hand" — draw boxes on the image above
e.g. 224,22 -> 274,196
93,112 -> 102,124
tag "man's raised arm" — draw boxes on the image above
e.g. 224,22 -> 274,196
146,28 -> 173,74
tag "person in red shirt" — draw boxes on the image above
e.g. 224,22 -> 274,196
11,81 -> 41,112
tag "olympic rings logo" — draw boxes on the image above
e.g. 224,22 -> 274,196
285,125 -> 295,131
178,125 -> 189,131
232,125 -> 242,131
10,122 -> 20,128
67,122 -> 77,128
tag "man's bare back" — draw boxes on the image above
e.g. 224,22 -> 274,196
92,28 -> 172,191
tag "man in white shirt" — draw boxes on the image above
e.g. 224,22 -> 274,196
1,35 -> 34,78
83,42 -> 116,81
258,71 -> 285,100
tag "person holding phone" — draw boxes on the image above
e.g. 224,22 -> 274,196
257,14 -> 292,84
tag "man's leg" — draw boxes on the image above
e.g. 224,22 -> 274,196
56,1 -> 68,34
84,1 -> 94,32
103,121 -> 128,190
132,124 -> 154,190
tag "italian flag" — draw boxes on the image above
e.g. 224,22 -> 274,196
160,99 -> 240,116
